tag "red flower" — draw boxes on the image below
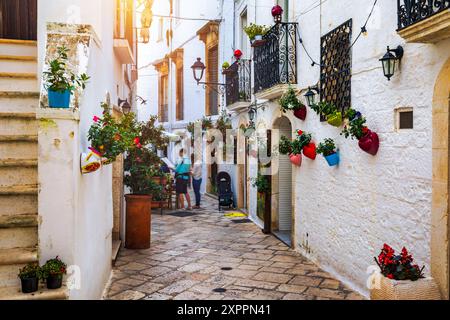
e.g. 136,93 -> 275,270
387,274 -> 394,279
297,130 -> 303,136
134,137 -> 140,145
362,127 -> 369,134
136,143 -> 143,149
93,116 -> 100,123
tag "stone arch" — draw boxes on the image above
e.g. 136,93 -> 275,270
432,57 -> 450,300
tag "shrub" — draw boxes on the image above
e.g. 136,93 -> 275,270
18,263 -> 41,280
41,257 -> 67,279
317,138 -> 337,157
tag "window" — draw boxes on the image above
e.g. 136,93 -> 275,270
159,74 -> 169,122
320,19 -> 352,120
240,9 -> 249,58
396,108 -> 414,130
207,45 -> 219,116
176,65 -> 184,121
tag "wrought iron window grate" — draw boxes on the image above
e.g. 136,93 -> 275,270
253,23 -> 298,94
225,59 -> 251,106
398,0 -> 450,30
320,19 -> 352,120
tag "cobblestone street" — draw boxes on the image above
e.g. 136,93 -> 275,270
105,195 -> 364,300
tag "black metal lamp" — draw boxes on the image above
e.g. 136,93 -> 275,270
191,58 -> 206,83
118,98 -> 131,114
380,46 -> 404,81
248,106 -> 257,125
304,86 -> 319,107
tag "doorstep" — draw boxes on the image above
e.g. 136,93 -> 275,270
112,240 -> 122,265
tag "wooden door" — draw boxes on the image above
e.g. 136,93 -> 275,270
0,0 -> 37,40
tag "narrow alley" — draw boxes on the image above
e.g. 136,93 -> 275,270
105,195 -> 364,300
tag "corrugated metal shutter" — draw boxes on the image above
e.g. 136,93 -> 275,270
278,125 -> 292,231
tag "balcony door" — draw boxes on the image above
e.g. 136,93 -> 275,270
0,0 -> 37,40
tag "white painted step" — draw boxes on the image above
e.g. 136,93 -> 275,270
0,59 -> 37,74
0,40 -> 37,57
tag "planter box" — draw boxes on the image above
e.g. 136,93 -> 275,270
370,275 -> 441,300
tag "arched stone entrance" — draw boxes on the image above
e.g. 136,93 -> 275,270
272,116 -> 294,247
432,57 -> 450,300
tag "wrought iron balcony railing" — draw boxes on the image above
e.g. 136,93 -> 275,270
398,0 -> 450,30
253,22 -> 298,94
225,59 -> 252,106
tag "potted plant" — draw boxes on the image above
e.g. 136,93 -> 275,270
124,116 -> 168,249
279,86 -> 307,120
317,138 -> 340,167
297,130 -> 316,160
18,263 -> 41,294
279,135 -> 302,166
310,101 -> 341,126
41,256 -> 67,289
244,23 -> 270,42
43,45 -> 90,108
342,109 -> 379,156
370,244 -> 441,300
251,174 -> 270,194
222,61 -> 231,74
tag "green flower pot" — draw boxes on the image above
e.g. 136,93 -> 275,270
327,112 -> 343,127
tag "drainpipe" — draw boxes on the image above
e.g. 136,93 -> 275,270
283,0 -> 289,22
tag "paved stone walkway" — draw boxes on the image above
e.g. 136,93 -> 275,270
105,195 -> 364,300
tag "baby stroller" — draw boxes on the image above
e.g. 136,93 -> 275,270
216,172 -> 234,211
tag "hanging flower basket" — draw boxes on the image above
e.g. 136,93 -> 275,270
289,154 -> 302,167
358,129 -> 379,156
294,105 -> 307,121
327,111 -> 343,127
317,138 -> 339,166
80,148 -> 102,174
324,152 -> 340,167
303,142 -> 317,160
370,275 -> 441,300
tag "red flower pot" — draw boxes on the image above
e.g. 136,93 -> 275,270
358,130 -> 379,156
303,143 -> 317,160
294,106 -> 307,121
289,154 -> 302,167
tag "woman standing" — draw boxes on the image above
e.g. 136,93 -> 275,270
173,148 -> 192,210
191,154 -> 203,209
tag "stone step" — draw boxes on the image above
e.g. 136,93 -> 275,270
0,58 -> 37,74
0,92 -> 38,114
0,135 -> 38,143
0,247 -> 38,266
0,263 -> 27,287
0,195 -> 38,217
0,184 -> 38,196
0,141 -> 37,163
0,39 -> 37,57
0,76 -> 38,92
0,166 -> 37,187
0,285 -> 67,300
0,117 -> 37,136
0,227 -> 38,250
0,55 -> 37,62
0,214 -> 38,229
0,159 -> 37,167
0,112 -> 36,119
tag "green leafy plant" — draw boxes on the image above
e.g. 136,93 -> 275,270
222,61 -> 230,69
279,86 -> 304,113
341,108 -> 367,140
41,257 -> 67,279
309,101 -> 338,118
88,103 -> 141,162
244,23 -> 271,40
317,138 -> 337,157
279,136 -> 293,155
201,116 -> 214,131
43,46 -> 90,93
295,130 -> 312,151
215,112 -> 232,137
18,263 -> 41,280
251,174 -> 270,194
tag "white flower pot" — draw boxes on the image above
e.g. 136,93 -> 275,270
370,274 -> 441,300
254,34 -> 263,41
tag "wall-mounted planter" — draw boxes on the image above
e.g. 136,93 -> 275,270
370,275 -> 441,300
48,89 -> 71,108
303,142 -> 317,160
358,130 -> 379,156
80,148 -> 102,174
327,111 -> 343,127
324,152 -> 340,167
294,106 -> 307,121
289,154 -> 302,167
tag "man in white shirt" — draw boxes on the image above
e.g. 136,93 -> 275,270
191,154 -> 203,209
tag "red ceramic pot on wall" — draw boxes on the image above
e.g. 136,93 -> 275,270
289,154 -> 302,167
358,129 -> 379,156
294,106 -> 307,121
303,142 -> 317,160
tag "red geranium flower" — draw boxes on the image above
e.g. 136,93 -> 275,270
93,116 -> 100,123
387,274 -> 394,279
362,127 -> 369,134
134,137 -> 140,145
297,130 -> 303,136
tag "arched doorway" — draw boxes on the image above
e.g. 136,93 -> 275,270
272,116 -> 293,246
432,57 -> 450,300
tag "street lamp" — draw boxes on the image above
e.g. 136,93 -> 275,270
118,98 -> 131,114
191,58 -> 206,84
248,106 -> 257,126
380,46 -> 404,81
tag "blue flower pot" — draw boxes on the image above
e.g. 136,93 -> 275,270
325,152 -> 340,167
48,89 -> 71,108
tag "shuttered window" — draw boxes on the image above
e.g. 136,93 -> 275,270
159,75 -> 169,123
207,45 -> 219,116
176,66 -> 184,121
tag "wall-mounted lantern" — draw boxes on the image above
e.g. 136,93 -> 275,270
304,86 -> 320,107
118,98 -> 131,114
248,106 -> 257,126
380,46 -> 404,81
191,58 -> 206,84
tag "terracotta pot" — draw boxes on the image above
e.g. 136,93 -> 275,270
358,130 -> 379,156
289,154 -> 302,166
294,106 -> 307,121
370,274 -> 441,300
303,142 -> 317,160
125,194 -> 152,249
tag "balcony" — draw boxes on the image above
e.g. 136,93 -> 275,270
397,0 -> 450,43
253,22 -> 298,99
225,59 -> 251,111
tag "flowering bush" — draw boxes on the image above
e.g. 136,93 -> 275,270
41,256 -> 67,279
279,86 -> 304,113
341,108 -> 368,140
375,244 -> 425,281
88,103 -> 141,162
18,263 -> 41,280
244,23 -> 270,40
279,130 -> 312,155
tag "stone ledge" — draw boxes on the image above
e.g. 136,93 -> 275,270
398,9 -> 450,43
37,108 -> 80,121
255,84 -> 292,101
226,101 -> 252,112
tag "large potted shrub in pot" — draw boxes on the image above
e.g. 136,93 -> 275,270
18,263 -> 41,294
43,45 -> 89,108
41,256 -> 67,289
370,244 -> 441,300
244,23 -> 270,45
279,86 -> 307,121
317,138 -> 340,167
